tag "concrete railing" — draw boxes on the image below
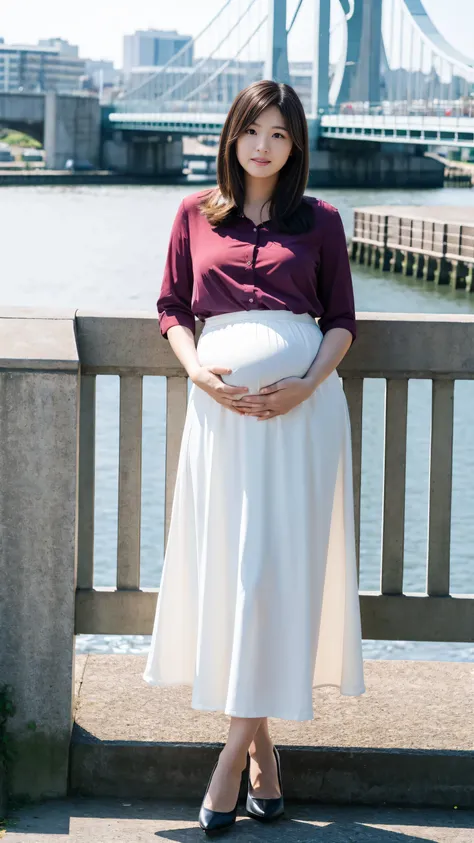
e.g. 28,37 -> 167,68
74,310 -> 474,644
1,307 -> 474,798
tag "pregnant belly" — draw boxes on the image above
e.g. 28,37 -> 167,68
197,320 -> 322,397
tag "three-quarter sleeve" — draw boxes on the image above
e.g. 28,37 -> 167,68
157,197 -> 196,341
316,207 -> 357,344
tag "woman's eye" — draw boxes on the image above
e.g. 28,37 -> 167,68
245,129 -> 285,138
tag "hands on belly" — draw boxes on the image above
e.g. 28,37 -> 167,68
231,375 -> 314,420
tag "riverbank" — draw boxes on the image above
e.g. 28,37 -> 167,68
427,152 -> 474,186
0,170 -> 199,186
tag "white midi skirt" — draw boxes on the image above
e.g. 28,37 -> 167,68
143,309 -> 366,721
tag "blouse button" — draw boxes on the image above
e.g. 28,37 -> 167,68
253,227 -> 257,231
246,260 -> 251,265
249,298 -> 254,303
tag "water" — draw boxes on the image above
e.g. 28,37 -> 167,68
1,183 -> 473,663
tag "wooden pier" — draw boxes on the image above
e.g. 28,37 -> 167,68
351,206 -> 474,290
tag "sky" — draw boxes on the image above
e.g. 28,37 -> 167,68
0,0 -> 473,69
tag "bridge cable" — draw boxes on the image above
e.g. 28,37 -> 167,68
123,0 -> 236,100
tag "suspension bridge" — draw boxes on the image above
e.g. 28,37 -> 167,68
107,0 -> 473,149
99,0 -> 474,183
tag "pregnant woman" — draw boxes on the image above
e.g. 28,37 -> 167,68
143,78 -> 365,834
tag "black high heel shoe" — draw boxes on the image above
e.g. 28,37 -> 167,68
246,744 -> 285,822
199,756 -> 243,835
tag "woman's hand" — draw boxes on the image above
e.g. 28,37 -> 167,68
190,365 -> 250,416
232,376 -> 314,420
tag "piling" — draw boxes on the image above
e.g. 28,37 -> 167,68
350,206 -> 474,290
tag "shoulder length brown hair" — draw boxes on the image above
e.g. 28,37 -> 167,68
198,79 -> 314,235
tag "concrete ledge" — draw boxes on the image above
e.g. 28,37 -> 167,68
0,310 -> 79,371
70,655 -> 474,807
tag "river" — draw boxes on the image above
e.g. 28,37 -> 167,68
1,183 -> 473,663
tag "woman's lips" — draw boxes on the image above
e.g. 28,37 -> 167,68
251,159 -> 270,166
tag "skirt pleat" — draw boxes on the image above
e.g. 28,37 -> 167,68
143,309 -> 366,721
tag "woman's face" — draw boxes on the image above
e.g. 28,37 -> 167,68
235,105 -> 293,180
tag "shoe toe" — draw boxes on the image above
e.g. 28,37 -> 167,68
246,793 -> 284,822
199,804 -> 238,833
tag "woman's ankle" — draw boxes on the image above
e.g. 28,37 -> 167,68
248,731 -> 273,758
219,744 -> 248,773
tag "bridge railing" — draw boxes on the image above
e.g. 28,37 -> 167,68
324,100 -> 474,118
72,312 -> 474,645
2,309 -> 473,794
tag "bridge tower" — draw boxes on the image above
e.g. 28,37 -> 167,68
264,0 -> 290,83
337,0 -> 383,104
311,0 -> 330,114
264,0 -> 330,118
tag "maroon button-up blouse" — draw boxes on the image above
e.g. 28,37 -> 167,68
157,189 -> 356,344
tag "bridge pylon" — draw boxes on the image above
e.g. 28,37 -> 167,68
265,0 -> 290,83
311,0 -> 330,116
337,0 -> 383,104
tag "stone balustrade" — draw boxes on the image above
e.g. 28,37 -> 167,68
1,306 -> 473,798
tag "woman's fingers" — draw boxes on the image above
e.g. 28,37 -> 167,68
218,383 -> 249,395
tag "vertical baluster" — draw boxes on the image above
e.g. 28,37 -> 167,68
427,379 -> 454,595
117,374 -> 143,590
343,377 -> 363,579
381,379 -> 408,594
164,376 -> 188,552
77,373 -> 96,589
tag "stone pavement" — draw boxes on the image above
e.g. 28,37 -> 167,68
73,655 -> 474,751
70,656 -> 474,806
2,797 -> 474,842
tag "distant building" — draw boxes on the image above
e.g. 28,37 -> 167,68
84,59 -> 119,89
0,39 -> 85,93
38,38 -> 79,58
123,29 -> 193,74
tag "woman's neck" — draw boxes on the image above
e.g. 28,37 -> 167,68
243,173 -> 278,217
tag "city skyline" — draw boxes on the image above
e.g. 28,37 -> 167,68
1,0 -> 473,69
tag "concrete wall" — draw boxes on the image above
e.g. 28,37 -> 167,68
0,308 -> 80,800
0,92 -> 101,169
0,763 -> 6,816
44,92 -> 101,169
0,93 -> 44,144
101,131 -> 184,176
309,141 -> 445,188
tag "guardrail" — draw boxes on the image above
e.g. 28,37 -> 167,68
72,313 -> 474,644
320,112 -> 474,147
324,100 -> 474,118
